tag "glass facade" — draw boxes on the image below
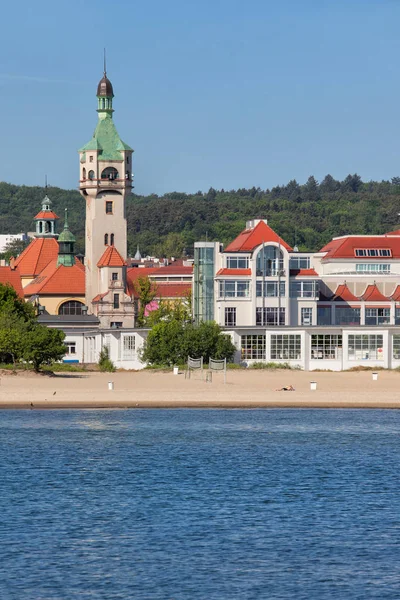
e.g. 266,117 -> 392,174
365,308 -> 390,325
241,335 -> 266,360
256,246 -> 284,276
317,306 -> 332,325
226,256 -> 249,269
289,256 -> 310,269
311,335 -> 342,360
256,281 -> 285,297
256,307 -> 285,326
335,307 -> 361,325
290,281 -> 319,298
270,335 -> 302,360
194,244 -> 215,324
348,335 -> 383,361
219,280 -> 250,298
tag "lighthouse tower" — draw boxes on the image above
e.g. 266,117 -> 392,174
79,67 -> 135,327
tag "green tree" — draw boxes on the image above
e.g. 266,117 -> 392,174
22,325 -> 66,373
142,320 -> 236,367
134,276 -> 158,327
0,237 -> 30,262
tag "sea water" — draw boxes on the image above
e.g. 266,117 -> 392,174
0,409 -> 399,600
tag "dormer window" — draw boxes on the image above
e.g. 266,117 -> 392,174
355,249 -> 392,257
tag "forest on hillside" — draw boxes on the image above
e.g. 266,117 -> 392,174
1,173 -> 400,258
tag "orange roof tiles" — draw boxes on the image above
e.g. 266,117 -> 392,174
224,221 -> 292,253
290,268 -> 319,277
34,211 -> 59,220
216,268 -> 251,276
23,260 -> 85,296
333,284 -> 359,302
360,284 -> 389,302
155,283 -> 192,298
92,292 -> 107,303
0,267 -> 24,298
14,238 -> 59,277
97,246 -> 126,267
391,285 -> 400,301
320,235 -> 400,260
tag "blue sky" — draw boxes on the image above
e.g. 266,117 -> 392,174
1,0 -> 400,195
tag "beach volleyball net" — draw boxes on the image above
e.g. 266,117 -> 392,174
186,356 -> 204,380
207,358 -> 227,384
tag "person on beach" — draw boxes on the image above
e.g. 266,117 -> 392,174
276,385 -> 295,391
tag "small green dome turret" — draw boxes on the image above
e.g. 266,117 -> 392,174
57,209 -> 76,267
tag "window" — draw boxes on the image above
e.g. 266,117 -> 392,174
289,256 -> 310,269
256,246 -> 284,276
112,272 -> 118,281
301,307 -> 313,325
110,233 -> 114,245
225,307 -> 236,327
311,335 -> 342,360
106,201 -> 113,214
396,307 -> 400,325
127,156 -> 130,164
256,281 -> 285,297
393,335 -> 400,359
271,335 -> 301,360
219,280 -> 250,298
58,301 -> 84,315
111,322 -> 122,329
226,256 -> 249,269
101,167 -> 119,180
335,307 -> 360,325
82,167 -> 86,180
113,294 -> 120,309
256,307 -> 285,326
104,233 -> 109,245
348,335 -> 383,361
356,264 -> 391,273
365,308 -> 390,325
241,335 -> 266,360
290,281 -> 318,298
355,249 -> 392,257
65,341 -> 76,355
317,306 -> 331,325
89,155 -> 94,163
123,335 -> 135,359
88,170 -> 95,180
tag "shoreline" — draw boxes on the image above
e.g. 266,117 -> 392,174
1,369 -> 400,409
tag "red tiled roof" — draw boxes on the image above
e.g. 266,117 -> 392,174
14,238 -> 59,277
385,229 -> 400,235
23,260 -> 85,296
333,284 -> 359,302
0,267 -> 24,298
92,292 -> 107,303
360,284 -> 389,302
224,220 -> 292,253
216,268 -> 251,276
155,283 -> 192,298
320,235 -> 400,260
290,268 -> 319,277
97,246 -> 126,267
390,285 -> 400,301
34,211 -> 59,220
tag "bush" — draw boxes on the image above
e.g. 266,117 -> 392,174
98,347 -> 116,372
249,362 -> 300,370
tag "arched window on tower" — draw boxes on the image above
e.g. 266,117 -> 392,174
45,221 -> 51,234
82,167 -> 86,180
58,301 -> 84,316
88,170 -> 95,180
104,233 -> 109,245
39,222 -> 43,234
110,233 -> 114,245
101,167 -> 119,181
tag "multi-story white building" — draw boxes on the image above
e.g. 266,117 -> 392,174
194,219 -> 400,371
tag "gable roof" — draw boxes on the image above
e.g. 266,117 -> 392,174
23,259 -> 85,296
360,284 -> 388,302
14,237 -> 59,277
224,220 -> 292,253
333,283 -> 359,302
97,246 -> 126,267
0,267 -> 24,298
320,235 -> 400,260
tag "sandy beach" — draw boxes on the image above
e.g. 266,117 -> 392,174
0,368 -> 400,409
